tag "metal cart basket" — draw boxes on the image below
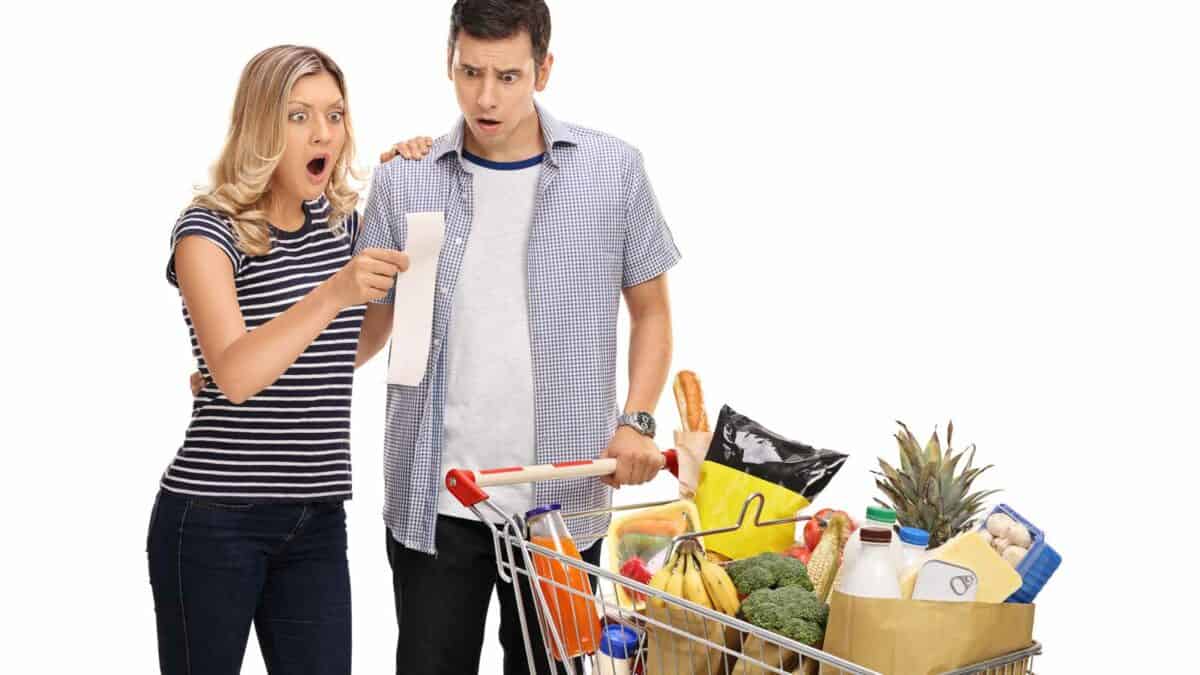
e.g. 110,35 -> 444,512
445,450 -> 1042,675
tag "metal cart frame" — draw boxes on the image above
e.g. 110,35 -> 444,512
445,450 -> 1042,674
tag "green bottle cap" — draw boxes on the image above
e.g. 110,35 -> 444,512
865,506 -> 897,524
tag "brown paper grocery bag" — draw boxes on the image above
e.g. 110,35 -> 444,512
819,592 -> 1035,675
644,602 -> 736,675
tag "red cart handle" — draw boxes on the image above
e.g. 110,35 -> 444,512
445,449 -> 680,508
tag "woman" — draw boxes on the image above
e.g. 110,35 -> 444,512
147,45 -> 407,675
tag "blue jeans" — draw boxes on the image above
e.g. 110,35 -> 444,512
146,489 -> 351,675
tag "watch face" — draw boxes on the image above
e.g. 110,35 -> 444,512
636,412 -> 656,437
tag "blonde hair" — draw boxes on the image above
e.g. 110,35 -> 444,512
193,45 -> 360,256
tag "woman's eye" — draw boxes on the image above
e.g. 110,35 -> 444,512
329,111 -> 344,123
289,111 -> 308,123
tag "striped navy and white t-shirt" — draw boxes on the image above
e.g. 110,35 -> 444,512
161,196 -> 363,502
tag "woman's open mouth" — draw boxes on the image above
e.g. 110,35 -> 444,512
306,155 -> 330,184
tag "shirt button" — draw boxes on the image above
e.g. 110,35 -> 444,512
433,338 -> 442,347
454,237 -> 464,246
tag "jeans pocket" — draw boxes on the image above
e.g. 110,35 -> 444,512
190,498 -> 256,512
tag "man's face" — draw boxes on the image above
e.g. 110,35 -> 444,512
449,29 -> 552,152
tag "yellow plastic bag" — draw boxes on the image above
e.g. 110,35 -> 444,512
695,462 -> 807,560
694,406 -> 848,560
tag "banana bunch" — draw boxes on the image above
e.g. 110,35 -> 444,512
646,541 -> 740,616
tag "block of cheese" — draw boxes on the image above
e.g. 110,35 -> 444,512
900,531 -> 1023,603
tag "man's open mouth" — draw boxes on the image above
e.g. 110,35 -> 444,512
478,118 -> 500,129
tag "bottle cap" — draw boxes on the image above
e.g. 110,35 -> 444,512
865,506 -> 897,524
898,526 -> 930,547
599,624 -> 641,659
524,503 -> 562,521
861,528 -> 893,544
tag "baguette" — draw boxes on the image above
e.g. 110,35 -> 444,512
672,370 -> 709,433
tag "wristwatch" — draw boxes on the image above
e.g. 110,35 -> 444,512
617,411 -> 657,438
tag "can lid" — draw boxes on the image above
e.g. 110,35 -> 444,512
865,506 -> 897,524
524,503 -> 562,521
861,528 -> 893,544
600,624 -> 641,659
898,526 -> 930,547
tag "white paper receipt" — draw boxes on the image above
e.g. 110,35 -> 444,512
387,211 -> 446,386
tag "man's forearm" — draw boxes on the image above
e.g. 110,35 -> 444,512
623,307 -> 673,415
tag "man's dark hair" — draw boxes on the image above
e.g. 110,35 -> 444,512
448,0 -> 552,66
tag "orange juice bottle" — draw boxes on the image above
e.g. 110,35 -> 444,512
525,504 -> 600,660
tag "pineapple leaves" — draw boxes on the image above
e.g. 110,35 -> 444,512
878,421 -> 1001,548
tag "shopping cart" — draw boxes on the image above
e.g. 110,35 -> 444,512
445,450 -> 1042,675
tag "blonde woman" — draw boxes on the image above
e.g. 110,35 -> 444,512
146,45 -> 407,674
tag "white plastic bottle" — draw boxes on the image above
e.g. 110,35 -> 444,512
839,528 -> 903,599
841,506 -> 903,577
897,526 -> 931,581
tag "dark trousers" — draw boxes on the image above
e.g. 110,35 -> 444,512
147,489 -> 352,675
387,516 -> 603,675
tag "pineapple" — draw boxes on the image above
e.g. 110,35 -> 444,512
873,421 -> 999,548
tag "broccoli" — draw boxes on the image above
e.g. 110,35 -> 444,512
725,553 -> 813,595
740,585 -> 829,647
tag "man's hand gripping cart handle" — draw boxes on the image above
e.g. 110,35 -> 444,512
445,450 -> 680,508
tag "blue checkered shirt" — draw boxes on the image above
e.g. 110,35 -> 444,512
356,104 -> 681,554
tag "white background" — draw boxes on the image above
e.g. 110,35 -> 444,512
4,1 -> 1197,672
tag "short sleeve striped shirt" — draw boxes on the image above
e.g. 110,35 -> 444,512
160,196 -> 363,502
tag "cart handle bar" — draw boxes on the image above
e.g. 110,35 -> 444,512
445,450 -> 679,508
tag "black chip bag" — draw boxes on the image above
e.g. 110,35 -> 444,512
695,405 -> 849,559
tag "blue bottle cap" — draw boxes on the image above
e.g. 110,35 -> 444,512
599,624 -> 641,659
524,503 -> 562,521
898,526 -> 930,547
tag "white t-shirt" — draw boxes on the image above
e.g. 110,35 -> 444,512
438,151 -> 543,520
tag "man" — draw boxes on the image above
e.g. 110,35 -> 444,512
355,1 -> 680,672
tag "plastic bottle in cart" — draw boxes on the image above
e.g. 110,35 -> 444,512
525,504 -> 600,660
597,624 -> 640,675
897,526 -> 931,576
841,506 -> 903,577
839,528 -> 903,599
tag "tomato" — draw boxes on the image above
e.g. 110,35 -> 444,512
784,544 -> 812,564
804,509 -> 833,550
804,508 -> 857,551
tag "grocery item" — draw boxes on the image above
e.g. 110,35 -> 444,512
873,421 -> 999,548
977,503 -> 1061,603
696,406 -> 849,560
783,542 -> 812,564
840,506 -> 903,584
732,585 -> 829,675
643,541 -> 736,675
619,557 -> 653,602
910,559 -> 979,602
808,512 -> 852,604
646,540 -> 740,616
607,500 -> 702,611
526,504 -> 600,659
802,508 -> 855,552
673,370 -> 710,432
897,526 -> 930,573
898,531 -> 1022,603
725,552 -> 812,595
839,528 -> 902,600
695,549 -> 741,616
597,624 -> 640,675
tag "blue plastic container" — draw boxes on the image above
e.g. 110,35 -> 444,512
978,503 -> 1061,604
